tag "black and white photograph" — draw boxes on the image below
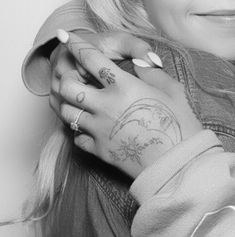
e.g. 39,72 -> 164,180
1,0 -> 235,236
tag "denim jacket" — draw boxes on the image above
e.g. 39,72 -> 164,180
22,1 -> 235,236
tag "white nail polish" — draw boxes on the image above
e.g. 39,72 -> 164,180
57,29 -> 69,44
132,59 -> 152,68
147,52 -> 163,68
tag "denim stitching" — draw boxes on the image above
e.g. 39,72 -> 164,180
88,169 -> 138,227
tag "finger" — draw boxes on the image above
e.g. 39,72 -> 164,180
115,33 -> 155,67
75,61 -> 88,78
77,31 -> 154,66
134,66 -> 182,95
74,134 -> 96,154
60,104 -> 95,133
51,74 -> 60,95
56,29 -> 132,87
59,70 -> 102,112
75,62 -> 103,89
49,93 -> 61,118
72,31 -> 124,60
53,68 -> 85,94
53,45 -> 77,79
51,45 -> 87,85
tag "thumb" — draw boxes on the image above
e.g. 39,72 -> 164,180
90,32 -> 155,66
70,31 -> 155,67
117,33 -> 155,67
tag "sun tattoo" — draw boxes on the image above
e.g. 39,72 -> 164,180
109,136 -> 143,165
119,136 -> 143,164
109,136 -> 164,165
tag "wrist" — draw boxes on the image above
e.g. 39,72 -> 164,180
130,129 -> 223,204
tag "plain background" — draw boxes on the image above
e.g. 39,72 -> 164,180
0,0 -> 68,158
0,0 -> 67,235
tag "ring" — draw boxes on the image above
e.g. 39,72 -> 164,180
70,109 -> 84,131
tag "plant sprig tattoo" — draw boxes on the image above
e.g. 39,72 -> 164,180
99,67 -> 116,85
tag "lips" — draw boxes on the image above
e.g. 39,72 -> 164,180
196,10 -> 235,16
194,10 -> 235,26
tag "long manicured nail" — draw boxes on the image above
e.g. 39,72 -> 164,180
147,52 -> 163,68
57,29 -> 69,44
132,59 -> 152,68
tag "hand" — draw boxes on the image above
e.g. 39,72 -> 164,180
49,30 -> 155,87
50,30 -> 202,178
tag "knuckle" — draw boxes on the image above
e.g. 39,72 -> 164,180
82,112 -> 91,122
59,77 -> 69,97
60,103 -> 70,121
54,65 -> 63,78
54,57 -> 69,78
53,53 -> 75,78
74,135 -> 95,154
81,51 -> 94,66
59,71 -> 76,96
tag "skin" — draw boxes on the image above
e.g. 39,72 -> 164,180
52,32 -> 202,178
51,0 -> 235,177
144,0 -> 235,60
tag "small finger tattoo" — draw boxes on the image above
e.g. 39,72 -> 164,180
69,41 -> 97,64
99,67 -> 116,85
76,92 -> 86,103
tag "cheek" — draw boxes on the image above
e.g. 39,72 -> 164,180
144,0 -> 188,35
144,0 -> 168,29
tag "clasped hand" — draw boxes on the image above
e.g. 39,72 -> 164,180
50,31 -> 202,178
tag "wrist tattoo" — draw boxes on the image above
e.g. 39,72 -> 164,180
99,67 -> 116,85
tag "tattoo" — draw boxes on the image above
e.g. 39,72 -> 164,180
99,67 -> 116,85
110,98 -> 181,143
76,92 -> 86,103
69,41 -> 116,86
109,98 -> 182,165
109,136 -> 163,165
68,41 -> 97,64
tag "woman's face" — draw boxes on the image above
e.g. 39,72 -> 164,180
144,0 -> 235,60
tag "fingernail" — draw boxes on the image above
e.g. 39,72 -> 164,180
132,59 -> 152,68
147,52 -> 163,68
57,29 -> 69,44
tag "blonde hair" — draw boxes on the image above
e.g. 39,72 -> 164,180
22,0 -> 235,232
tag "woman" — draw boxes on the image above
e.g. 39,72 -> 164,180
22,0 -> 235,236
